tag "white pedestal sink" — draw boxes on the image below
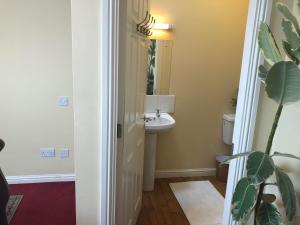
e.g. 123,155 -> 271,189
143,112 -> 175,191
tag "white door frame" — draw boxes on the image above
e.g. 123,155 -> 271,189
222,0 -> 273,224
100,0 -> 119,224
98,0 -> 273,225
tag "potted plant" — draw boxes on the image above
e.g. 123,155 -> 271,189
0,139 -> 9,225
224,2 -> 300,225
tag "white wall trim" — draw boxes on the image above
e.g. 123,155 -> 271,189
6,174 -> 75,184
100,0 -> 119,225
222,1 -> 273,225
155,168 -> 216,178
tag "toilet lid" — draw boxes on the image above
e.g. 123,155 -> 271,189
223,114 -> 235,122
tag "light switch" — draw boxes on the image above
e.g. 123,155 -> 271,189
58,96 -> 69,107
60,148 -> 69,158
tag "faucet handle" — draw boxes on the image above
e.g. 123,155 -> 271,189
141,116 -> 148,121
156,109 -> 161,118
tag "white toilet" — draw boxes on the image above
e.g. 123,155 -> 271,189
216,114 -> 235,181
222,114 -> 235,145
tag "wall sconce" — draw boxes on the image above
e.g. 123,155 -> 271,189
152,23 -> 173,30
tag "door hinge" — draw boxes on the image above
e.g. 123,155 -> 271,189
117,123 -> 122,138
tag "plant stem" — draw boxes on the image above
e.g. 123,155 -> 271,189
254,184 -> 265,225
254,104 -> 283,225
265,104 -> 283,155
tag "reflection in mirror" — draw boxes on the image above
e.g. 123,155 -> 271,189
147,39 -> 173,95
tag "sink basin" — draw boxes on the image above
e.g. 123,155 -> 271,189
144,113 -> 175,133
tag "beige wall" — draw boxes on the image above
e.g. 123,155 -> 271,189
151,0 -> 249,170
0,0 -> 74,176
71,0 -> 102,224
253,1 -> 300,224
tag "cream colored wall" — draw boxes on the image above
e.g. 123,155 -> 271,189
253,1 -> 300,224
0,0 -> 74,176
71,0 -> 102,224
151,0 -> 249,170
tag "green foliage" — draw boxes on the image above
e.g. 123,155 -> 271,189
272,151 -> 300,160
220,151 -> 251,165
257,203 -> 283,225
283,41 -> 300,63
267,61 -> 300,103
246,152 -> 275,184
277,2 -> 300,34
258,65 -> 268,82
227,2 -> 300,224
275,168 -> 297,221
265,61 -> 300,104
231,178 -> 258,222
258,23 -> 282,65
147,40 -> 156,95
281,19 -> 300,49
262,194 -> 276,204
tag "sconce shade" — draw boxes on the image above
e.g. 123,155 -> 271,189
152,23 -> 173,30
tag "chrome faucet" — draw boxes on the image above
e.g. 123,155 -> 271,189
156,109 -> 161,118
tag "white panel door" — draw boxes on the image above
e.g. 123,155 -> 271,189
117,0 -> 149,225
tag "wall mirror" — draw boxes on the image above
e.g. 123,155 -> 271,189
147,39 -> 173,95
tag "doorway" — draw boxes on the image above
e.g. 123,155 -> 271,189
113,1 -> 262,224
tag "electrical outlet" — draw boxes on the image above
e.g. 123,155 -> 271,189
60,148 -> 69,158
40,148 -> 55,157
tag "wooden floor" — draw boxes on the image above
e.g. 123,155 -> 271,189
136,176 -> 227,225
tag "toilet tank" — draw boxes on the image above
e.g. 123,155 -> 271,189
223,114 -> 235,145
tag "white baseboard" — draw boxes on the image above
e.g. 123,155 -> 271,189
155,168 -> 216,178
5,169 -> 215,184
6,174 -> 75,184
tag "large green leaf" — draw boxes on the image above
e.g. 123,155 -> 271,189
258,23 -> 282,65
283,41 -> 300,63
277,3 -> 300,34
246,151 -> 275,184
256,203 -> 283,225
265,61 -> 300,104
231,178 -> 258,223
281,19 -> 300,50
275,167 -> 297,221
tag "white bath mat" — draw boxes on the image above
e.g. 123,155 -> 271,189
170,181 -> 224,225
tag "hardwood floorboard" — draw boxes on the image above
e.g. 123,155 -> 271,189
136,176 -> 226,225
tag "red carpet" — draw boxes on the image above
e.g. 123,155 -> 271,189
9,182 -> 76,225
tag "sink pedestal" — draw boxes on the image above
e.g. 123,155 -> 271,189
143,112 -> 175,191
143,133 -> 157,191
